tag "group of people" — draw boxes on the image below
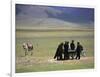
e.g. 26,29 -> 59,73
54,40 -> 83,60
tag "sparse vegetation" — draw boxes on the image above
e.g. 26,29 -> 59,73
16,29 -> 94,73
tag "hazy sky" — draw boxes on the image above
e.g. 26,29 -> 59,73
16,4 -> 94,28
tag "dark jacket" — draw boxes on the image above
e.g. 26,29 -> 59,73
76,45 -> 83,53
70,43 -> 75,50
64,44 -> 69,52
54,44 -> 63,59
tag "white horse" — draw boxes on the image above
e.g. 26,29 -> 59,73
23,42 -> 33,56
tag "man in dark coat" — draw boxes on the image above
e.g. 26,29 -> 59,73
70,40 -> 75,50
70,40 -> 75,59
64,41 -> 69,60
54,43 -> 63,60
75,42 -> 83,60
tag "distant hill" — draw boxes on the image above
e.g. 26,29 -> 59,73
16,4 -> 94,30
16,18 -> 94,30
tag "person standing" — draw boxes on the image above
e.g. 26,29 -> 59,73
64,41 -> 69,60
75,42 -> 83,60
54,43 -> 63,60
70,40 -> 75,59
70,40 -> 75,50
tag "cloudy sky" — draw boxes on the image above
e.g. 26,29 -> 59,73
16,4 -> 94,29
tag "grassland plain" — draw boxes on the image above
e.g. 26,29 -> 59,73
16,29 -> 94,73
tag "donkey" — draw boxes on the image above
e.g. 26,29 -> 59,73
23,42 -> 33,56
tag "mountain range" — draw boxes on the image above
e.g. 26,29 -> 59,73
16,4 -> 94,29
